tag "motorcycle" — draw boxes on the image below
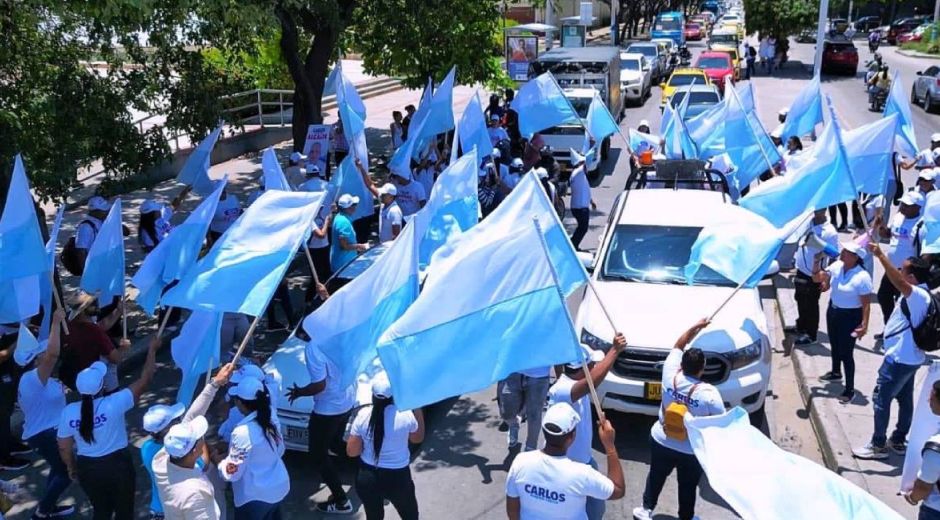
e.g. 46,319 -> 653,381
678,47 -> 692,66
869,87 -> 888,112
868,40 -> 880,53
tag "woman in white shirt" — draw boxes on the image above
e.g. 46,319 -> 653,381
347,374 -> 425,520
390,111 -> 404,151
138,186 -> 190,253
814,242 -> 873,403
15,311 -> 73,518
219,377 -> 290,519
57,334 -> 160,519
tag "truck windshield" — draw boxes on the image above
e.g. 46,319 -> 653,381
601,224 -> 735,287
656,18 -> 682,31
568,97 -> 592,118
621,59 -> 640,71
628,45 -> 657,58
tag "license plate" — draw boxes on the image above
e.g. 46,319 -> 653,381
645,382 -> 663,401
285,426 -> 308,443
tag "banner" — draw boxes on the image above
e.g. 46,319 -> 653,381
506,35 -> 537,81
302,124 -> 331,174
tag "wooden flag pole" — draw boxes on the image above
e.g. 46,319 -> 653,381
121,294 -> 128,341
155,308 -> 174,338
302,243 -> 321,286
230,315 -> 262,366
50,271 -> 69,335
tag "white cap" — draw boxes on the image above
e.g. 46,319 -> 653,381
842,241 -> 864,257
371,372 -> 392,398
492,147 -> 502,159
931,132 -> 940,142
13,324 -> 46,367
510,158 -> 524,168
534,167 -> 549,179
163,416 -> 209,458
900,191 -> 926,207
230,376 -> 265,401
379,183 -> 398,197
76,361 -> 108,395
290,152 -> 305,162
569,148 -> 585,166
88,196 -> 109,212
307,164 -> 321,176
143,403 -> 186,433
639,119 -> 650,128
542,402 -> 581,436
140,200 -> 163,214
337,194 -> 360,209
230,364 -> 265,386
778,108 -> 789,117
566,345 -> 605,369
919,170 -> 937,182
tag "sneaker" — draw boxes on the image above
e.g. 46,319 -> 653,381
315,497 -> 353,515
508,423 -> 520,448
818,371 -> 843,382
0,456 -> 29,471
889,439 -> 908,455
853,442 -> 889,460
498,421 -> 509,432
632,507 -> 653,520
794,335 -> 814,346
32,505 -> 76,518
838,389 -> 858,404
9,442 -> 32,456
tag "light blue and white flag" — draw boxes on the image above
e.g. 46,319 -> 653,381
420,66 -> 457,140
458,92 -> 493,161
389,80 -> 433,176
0,155 -> 47,281
919,193 -> 940,255
722,86 -> 782,192
628,128 -> 660,153
162,191 -> 324,316
171,311 -> 223,406
511,73 -> 581,138
584,91 -> 620,154
38,206 -> 65,340
262,148 -> 291,191
884,70 -> 919,157
334,66 -> 367,137
177,126 -> 222,196
132,178 -> 228,315
662,93 -> 697,159
688,407 -> 903,520
418,150 -> 480,268
780,75 -> 824,140
330,155 -> 375,221
737,81 -> 756,112
322,63 -> 339,98
80,199 -> 125,301
0,277 -> 40,323
377,222 -> 585,410
842,114 -> 899,195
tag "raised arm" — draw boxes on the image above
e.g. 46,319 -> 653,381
184,363 -> 234,422
37,310 -> 67,384
355,158 -> 380,198
570,333 -> 627,403
170,185 -> 193,210
869,242 -> 914,297
128,335 -> 161,403
410,408 -> 426,444
674,319 -> 710,350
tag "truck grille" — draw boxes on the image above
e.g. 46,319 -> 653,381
612,347 -> 729,384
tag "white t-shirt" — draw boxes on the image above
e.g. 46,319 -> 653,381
210,195 -> 242,234
350,404 -> 418,469
220,412 -> 290,507
919,433 -> 940,513
505,450 -> 614,520
298,177 -> 327,193
379,202 -> 404,243
57,388 -> 134,458
794,222 -> 839,276
825,261 -> 874,309
75,216 -> 103,249
308,207 -> 330,249
915,148 -> 937,168
141,207 -> 174,249
17,369 -> 67,440
488,126 -> 510,146
569,166 -> 591,210
651,349 -> 725,455
547,376 -> 593,464
304,342 -> 355,415
414,168 -> 435,198
395,180 -> 427,217
883,284 -> 931,366
888,214 -> 922,268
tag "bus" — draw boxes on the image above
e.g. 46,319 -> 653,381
652,11 -> 686,48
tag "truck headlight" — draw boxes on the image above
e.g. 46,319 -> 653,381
580,329 -> 613,352
725,340 -> 762,370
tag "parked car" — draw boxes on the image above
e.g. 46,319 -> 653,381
689,14 -> 709,31
708,27 -> 740,50
797,29 -> 817,43
898,23 -> 931,43
887,16 -> 931,44
698,11 -> 716,27
626,42 -> 666,83
829,18 -> 849,34
651,38 -> 679,76
854,16 -> 882,32
660,68 -> 711,109
821,37 -> 858,75
620,52 -> 653,107
685,23 -> 705,41
694,51 -> 735,91
669,84 -> 722,120
913,65 -> 940,113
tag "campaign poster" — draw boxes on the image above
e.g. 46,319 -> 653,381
302,124 -> 330,174
506,35 -> 537,81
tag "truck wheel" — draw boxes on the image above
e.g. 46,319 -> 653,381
912,86 -> 919,105
600,137 -> 611,161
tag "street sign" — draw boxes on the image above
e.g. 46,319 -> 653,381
562,25 -> 587,48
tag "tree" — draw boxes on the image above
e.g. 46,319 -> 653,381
743,0 -> 819,40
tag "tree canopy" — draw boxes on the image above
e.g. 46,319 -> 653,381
742,0 -> 819,40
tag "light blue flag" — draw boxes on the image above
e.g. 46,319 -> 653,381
511,73 -> 580,138
418,150 -> 480,268
162,191 -> 324,316
885,71 -> 919,157
330,155 -> 375,221
171,311 -> 222,406
262,148 -> 291,191
0,276 -> 40,323
629,128 -> 660,153
737,81 -> 756,112
80,199 -> 125,301
740,115 -> 857,228
38,206 -> 65,340
662,93 -> 697,159
132,179 -> 227,315
389,80 -> 433,176
419,66 -> 457,140
177,126 -> 222,196
334,66 -> 367,137
583,91 -> 619,154
322,64 -> 338,98
721,87 -> 782,192
302,209 -> 423,388
377,221 -> 585,410
780,75 -> 824,140
458,92 -> 493,160
843,114 -> 899,195
0,155 -> 47,281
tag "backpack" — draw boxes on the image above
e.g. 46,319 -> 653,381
61,219 -> 99,276
914,219 -> 926,256
894,293 -> 940,352
662,373 -> 699,442
748,46 -> 757,58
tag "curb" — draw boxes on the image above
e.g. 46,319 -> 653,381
896,49 -> 940,60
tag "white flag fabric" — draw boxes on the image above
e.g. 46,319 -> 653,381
687,407 -> 903,520
902,361 -> 940,492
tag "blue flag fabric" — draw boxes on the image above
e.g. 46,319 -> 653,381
334,66 -> 367,138
177,126 -> 222,196
377,222 -> 585,410
584,91 -> 619,154
780,75 -> 824,141
511,73 -> 580,138
262,148 -> 291,191
389,80 -> 434,176
418,150 -> 480,269
721,87 -> 782,193
662,94 -> 697,159
38,206 -> 65,340
171,311 -> 223,406
322,64 -> 338,98
0,277 -> 40,323
885,71 -> 919,157
80,199 -> 126,301
330,155 -> 375,221
843,114 -> 899,195
629,129 -> 660,153
132,179 -> 227,315
458,92 -> 493,160
420,67 -> 457,140
162,191 -> 324,316
0,155 -> 47,281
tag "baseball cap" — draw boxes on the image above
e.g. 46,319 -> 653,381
290,152 -> 305,163
778,108 -> 789,117
229,364 -> 265,387
337,194 -> 360,209
140,200 -> 163,214
842,241 -> 864,257
13,323 -> 46,367
639,119 -> 650,128
931,132 -> 940,142
900,191 -> 925,207
919,170 -> 936,182
542,402 -> 581,436
534,167 -> 549,180
163,416 -> 209,458
379,183 -> 398,197
76,361 -> 108,396
230,376 -> 265,401
510,158 -> 524,168
566,345 -> 605,369
143,403 -> 186,434
371,372 -> 392,398
492,147 -> 502,159
88,196 -> 109,212
307,164 -> 321,176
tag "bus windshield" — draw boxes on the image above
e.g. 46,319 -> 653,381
656,17 -> 682,31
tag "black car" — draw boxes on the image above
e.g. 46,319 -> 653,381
854,16 -> 882,33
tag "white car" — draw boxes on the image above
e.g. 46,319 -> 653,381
540,87 -> 604,173
619,52 -> 652,107
574,188 -> 772,422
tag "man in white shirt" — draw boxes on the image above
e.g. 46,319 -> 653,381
505,403 -> 625,520
377,184 -> 403,242
297,165 -> 327,193
568,149 -> 595,251
901,133 -> 940,171
153,417 -> 220,520
488,115 -> 510,146
872,191 -> 924,330
853,243 -> 933,460
794,210 -> 840,346
902,380 -> 940,519
633,319 -> 726,520
390,171 -> 427,217
70,196 -> 110,272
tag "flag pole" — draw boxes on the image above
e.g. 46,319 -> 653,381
730,86 -> 776,177
156,308 -> 174,338
584,278 -> 619,337
121,293 -> 128,341
532,217 -> 606,423
302,243 -> 322,287
50,272 -> 69,335
230,315 -> 261,366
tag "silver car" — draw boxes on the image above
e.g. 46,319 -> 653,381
913,65 -> 940,113
619,52 -> 652,107
626,43 -> 666,84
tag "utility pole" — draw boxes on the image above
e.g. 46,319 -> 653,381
610,0 -> 619,46
814,0 -> 830,77
847,0 -> 854,23
934,0 -> 940,42
545,0 -> 554,50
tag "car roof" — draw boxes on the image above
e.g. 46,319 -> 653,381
711,28 -> 738,35
699,51 -> 733,59
538,46 -> 621,62
562,87 -> 599,97
672,84 -> 720,94
619,52 -> 645,61
671,68 -> 707,76
627,42 -> 658,48
618,189 -> 737,226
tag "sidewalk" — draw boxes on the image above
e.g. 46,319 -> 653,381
897,48 -> 940,60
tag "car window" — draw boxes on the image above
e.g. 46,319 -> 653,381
696,56 -> 731,69
629,45 -> 658,59
926,66 -> 940,77
668,74 -> 706,87
656,18 -> 682,31
621,59 -> 641,71
671,91 -> 719,106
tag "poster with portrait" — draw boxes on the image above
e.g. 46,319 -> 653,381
302,124 -> 330,174
505,35 -> 537,81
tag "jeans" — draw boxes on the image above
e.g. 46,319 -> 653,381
827,306 -> 863,392
355,462 -> 419,520
498,374 -> 551,451
0,375 -> 14,459
570,207 -> 590,250
308,410 -> 351,501
794,272 -> 822,341
877,276 -> 900,328
586,458 -> 606,520
221,313 -> 253,362
871,359 -> 920,447
745,59 -> 754,79
27,428 -> 72,514
76,448 -> 136,520
921,505 -> 940,520
234,500 -> 282,520
642,437 -> 703,520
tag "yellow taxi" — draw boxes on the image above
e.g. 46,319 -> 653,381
660,68 -> 711,109
722,21 -> 745,40
709,47 -> 742,81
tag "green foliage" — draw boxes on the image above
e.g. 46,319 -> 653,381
203,33 -> 295,90
742,0 -> 819,39
901,24 -> 940,54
